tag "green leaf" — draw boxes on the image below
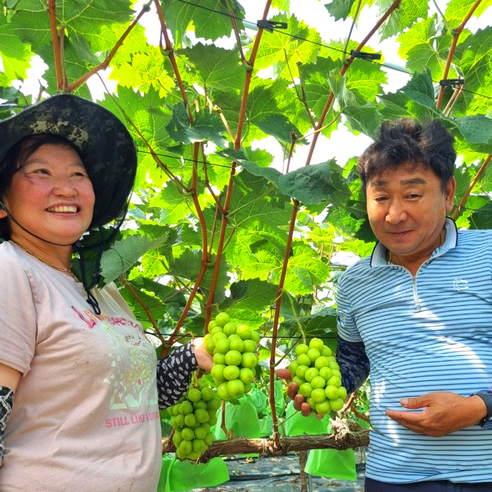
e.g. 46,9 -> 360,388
325,0 -> 357,20
111,46 -> 176,98
166,104 -> 227,146
161,0 -> 240,43
252,113 -> 304,145
168,250 -> 229,304
467,202 -> 492,230
100,231 -> 171,285
221,279 -> 278,311
178,43 -> 244,92
400,68 -> 437,110
378,0 -> 428,40
253,14 -> 321,78
455,115 -> 492,145
444,0 -> 492,27
396,17 -> 454,79
326,71 -> 381,138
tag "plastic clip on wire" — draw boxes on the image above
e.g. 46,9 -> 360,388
350,50 -> 382,61
439,78 -> 465,87
257,20 -> 288,33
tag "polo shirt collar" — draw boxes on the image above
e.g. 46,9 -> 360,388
370,217 -> 458,268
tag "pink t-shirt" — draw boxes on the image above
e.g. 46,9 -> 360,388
0,241 -> 162,492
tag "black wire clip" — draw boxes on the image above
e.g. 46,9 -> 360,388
439,78 -> 465,86
350,50 -> 382,61
257,20 -> 288,32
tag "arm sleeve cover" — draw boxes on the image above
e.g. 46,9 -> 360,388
337,336 -> 370,394
0,386 -> 14,468
473,390 -> 492,430
156,342 -> 198,410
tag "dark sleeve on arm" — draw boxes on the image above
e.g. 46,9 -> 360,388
337,336 -> 370,394
156,342 -> 198,410
1,386 -> 14,468
473,390 -> 492,429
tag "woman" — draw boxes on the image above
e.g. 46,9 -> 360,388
0,94 -> 212,492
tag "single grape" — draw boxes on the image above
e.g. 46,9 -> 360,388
215,312 -> 231,327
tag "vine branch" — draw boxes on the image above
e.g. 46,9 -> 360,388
436,0 -> 483,108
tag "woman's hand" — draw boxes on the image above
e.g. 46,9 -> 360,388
193,338 -> 213,372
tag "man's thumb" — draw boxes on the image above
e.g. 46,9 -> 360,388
400,397 -> 423,409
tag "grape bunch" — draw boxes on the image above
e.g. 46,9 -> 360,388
169,384 -> 222,460
288,338 -> 347,415
203,312 -> 260,401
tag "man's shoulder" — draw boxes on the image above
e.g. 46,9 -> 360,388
457,228 -> 492,247
339,255 -> 372,282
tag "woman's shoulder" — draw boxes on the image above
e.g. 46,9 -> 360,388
0,241 -> 28,270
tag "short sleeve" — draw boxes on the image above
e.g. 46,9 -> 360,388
0,248 -> 37,375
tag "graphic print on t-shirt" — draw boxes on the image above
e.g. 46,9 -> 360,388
72,306 -> 158,410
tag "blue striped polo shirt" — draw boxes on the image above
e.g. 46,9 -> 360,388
337,218 -> 492,483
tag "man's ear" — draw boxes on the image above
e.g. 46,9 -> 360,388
445,177 -> 456,212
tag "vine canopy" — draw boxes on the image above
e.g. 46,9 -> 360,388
1,0 -> 492,346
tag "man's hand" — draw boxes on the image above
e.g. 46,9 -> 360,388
193,338 -> 213,372
276,368 -> 322,418
385,391 -> 487,437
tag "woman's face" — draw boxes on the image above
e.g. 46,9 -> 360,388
0,143 -> 95,246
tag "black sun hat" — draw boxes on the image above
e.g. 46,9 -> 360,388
0,93 -> 137,233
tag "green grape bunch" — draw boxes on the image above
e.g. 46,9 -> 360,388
169,382 -> 222,461
203,312 -> 261,401
288,338 -> 348,415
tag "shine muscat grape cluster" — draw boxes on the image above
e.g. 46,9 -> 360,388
288,338 -> 347,415
203,312 -> 260,400
169,383 -> 222,460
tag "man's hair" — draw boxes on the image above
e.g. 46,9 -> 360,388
357,118 -> 456,192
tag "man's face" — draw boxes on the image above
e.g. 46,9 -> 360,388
366,161 -> 455,271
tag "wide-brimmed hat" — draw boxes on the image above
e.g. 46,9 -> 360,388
0,93 -> 137,234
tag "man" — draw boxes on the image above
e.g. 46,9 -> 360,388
284,118 -> 492,491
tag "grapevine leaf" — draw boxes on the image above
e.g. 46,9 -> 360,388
444,0 -> 492,26
168,250 -> 229,304
454,115 -> 492,145
326,71 -> 381,138
178,44 -> 244,93
166,105 -> 227,146
221,279 -> 278,311
231,152 -> 350,206
161,0 -> 240,43
99,231 -> 172,286
324,0 -> 357,20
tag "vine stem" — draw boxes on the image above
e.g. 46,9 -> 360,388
451,154 -> 492,220
268,0 -> 401,442
68,1 -> 152,92
436,0 -> 483,109
269,199 -> 300,447
154,0 -> 194,124
305,0 -> 402,167
204,0 -> 273,319
48,0 -> 63,91
120,277 -> 166,346
164,143 -> 212,347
